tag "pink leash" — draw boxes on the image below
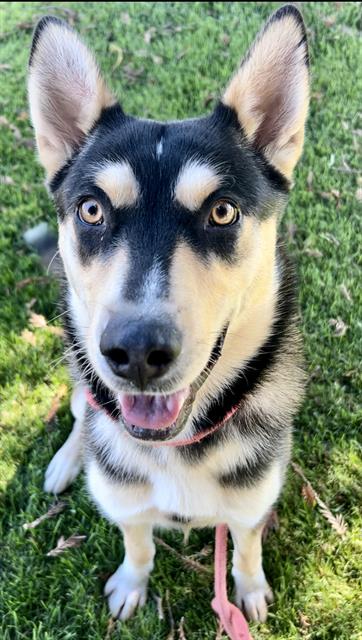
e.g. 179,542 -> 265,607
212,524 -> 253,640
86,389 -> 253,640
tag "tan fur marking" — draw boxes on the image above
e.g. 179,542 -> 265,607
95,162 -> 140,209
223,13 -> 309,178
231,522 -> 264,578
174,160 -> 221,211
166,214 -> 278,411
121,523 -> 155,569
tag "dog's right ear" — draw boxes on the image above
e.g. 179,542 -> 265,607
28,17 -> 116,178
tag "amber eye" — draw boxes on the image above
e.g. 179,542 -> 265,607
78,199 -> 104,225
208,200 -> 240,227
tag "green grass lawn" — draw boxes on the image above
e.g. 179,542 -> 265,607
1,2 -> 361,639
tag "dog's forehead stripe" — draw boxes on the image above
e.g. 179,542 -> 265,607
94,161 -> 139,209
174,160 -> 222,211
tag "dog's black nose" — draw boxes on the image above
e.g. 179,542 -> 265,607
100,317 -> 182,389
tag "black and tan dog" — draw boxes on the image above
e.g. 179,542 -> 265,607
28,5 -> 309,624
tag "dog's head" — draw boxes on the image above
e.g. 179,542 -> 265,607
28,6 -> 309,442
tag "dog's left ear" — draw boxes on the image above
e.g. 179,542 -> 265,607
222,5 -> 309,179
28,16 -> 116,178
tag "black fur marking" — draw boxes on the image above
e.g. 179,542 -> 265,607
168,513 -> 192,524
217,434 -> 275,489
268,4 -> 309,67
178,247 -> 300,461
29,16 -> 67,67
53,103 -> 288,281
85,406 -> 148,484
90,449 -> 148,485
49,158 -> 77,195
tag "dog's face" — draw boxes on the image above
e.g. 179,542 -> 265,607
28,7 -> 309,441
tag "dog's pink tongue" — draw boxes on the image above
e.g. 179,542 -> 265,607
119,389 -> 188,429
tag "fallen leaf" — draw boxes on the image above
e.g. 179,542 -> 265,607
152,54 -> 163,65
108,43 -> 123,69
299,612 -> 311,629
329,317 -> 348,337
323,15 -> 337,27
302,483 -> 316,507
320,232 -> 340,246
25,298 -> 37,311
29,311 -> 47,328
292,462 -> 348,538
308,365 -> 322,382
304,248 -> 323,258
16,21 -> 34,32
319,191 -> 332,200
188,544 -> 212,560
153,594 -> 164,620
307,170 -> 313,191
0,63 -> 11,71
19,138 -> 35,150
311,91 -> 323,102
339,283 -> 352,303
46,534 -> 86,557
0,175 -> 14,185
45,384 -> 68,423
165,589 -> 175,640
154,536 -> 211,574
105,617 -> 118,639
355,187 -> 362,202
16,110 -> 29,121
178,617 -> 187,640
262,509 -> 279,542
176,49 -> 188,62
21,329 -> 36,346
16,275 -> 51,289
23,501 -> 67,530
59,7 -> 78,27
220,33 -> 231,46
121,12 -> 131,25
144,27 -> 156,44
48,326 -> 65,338
123,64 -> 144,82
215,621 -> 225,640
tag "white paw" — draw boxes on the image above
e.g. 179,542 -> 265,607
44,437 -> 82,494
105,562 -> 149,620
233,567 -> 273,623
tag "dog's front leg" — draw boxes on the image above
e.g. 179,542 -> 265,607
105,522 -> 155,620
44,384 -> 85,494
229,520 -> 273,623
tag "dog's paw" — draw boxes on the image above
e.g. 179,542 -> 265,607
105,563 -> 149,621
44,438 -> 82,494
232,567 -> 273,623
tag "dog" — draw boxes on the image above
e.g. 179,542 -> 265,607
28,4 -> 309,625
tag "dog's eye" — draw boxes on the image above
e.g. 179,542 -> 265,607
78,199 -> 104,225
208,201 -> 240,227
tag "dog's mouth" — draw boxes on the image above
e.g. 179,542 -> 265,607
118,388 -> 191,441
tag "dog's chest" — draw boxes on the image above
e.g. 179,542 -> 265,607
86,411 -> 282,529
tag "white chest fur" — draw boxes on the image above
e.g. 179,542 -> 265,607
86,411 -> 283,531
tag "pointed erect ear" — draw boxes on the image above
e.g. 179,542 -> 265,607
28,17 -> 116,178
222,5 -> 309,179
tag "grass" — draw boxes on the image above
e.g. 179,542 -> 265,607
0,2 -> 361,639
